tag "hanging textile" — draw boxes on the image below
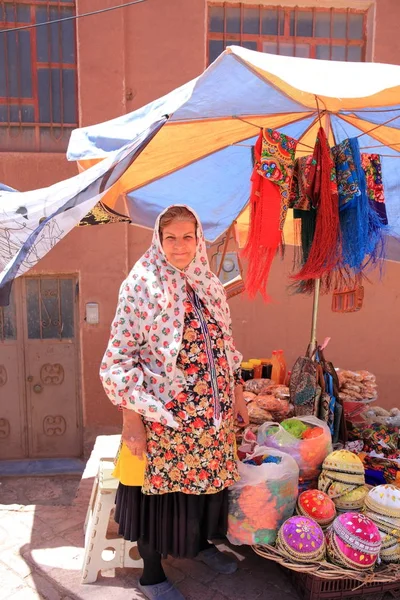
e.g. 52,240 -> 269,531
78,201 -> 131,227
361,154 -> 388,225
292,128 -> 340,282
332,138 -> 386,272
289,155 -> 317,284
289,155 -> 314,212
243,128 -> 297,301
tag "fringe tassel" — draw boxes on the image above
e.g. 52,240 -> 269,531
292,128 -> 340,281
340,139 -> 387,275
243,132 -> 283,301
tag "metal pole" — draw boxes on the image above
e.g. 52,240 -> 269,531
310,278 -> 321,350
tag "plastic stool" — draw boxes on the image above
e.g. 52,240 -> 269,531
81,458 -> 143,583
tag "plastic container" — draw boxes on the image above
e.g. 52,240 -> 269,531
249,359 -> 262,379
241,362 -> 254,382
277,350 -> 287,384
270,351 -> 281,384
261,359 -> 273,379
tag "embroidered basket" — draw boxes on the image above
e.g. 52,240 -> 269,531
326,513 -> 381,571
276,516 -> 326,563
334,485 -> 370,512
296,490 -> 336,529
322,450 -> 365,476
364,484 -> 400,519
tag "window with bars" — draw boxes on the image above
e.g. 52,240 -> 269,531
0,0 -> 77,152
208,3 -> 367,64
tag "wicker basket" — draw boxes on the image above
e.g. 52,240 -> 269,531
253,544 -> 400,599
253,543 -> 400,583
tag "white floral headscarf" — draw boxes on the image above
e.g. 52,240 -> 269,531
100,205 -> 242,428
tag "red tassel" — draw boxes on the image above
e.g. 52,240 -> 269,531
293,128 -> 340,281
243,132 -> 282,301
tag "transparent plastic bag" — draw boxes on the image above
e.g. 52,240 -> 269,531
257,416 -> 333,490
227,447 -> 299,546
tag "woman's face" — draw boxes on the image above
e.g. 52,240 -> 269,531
161,219 -> 197,270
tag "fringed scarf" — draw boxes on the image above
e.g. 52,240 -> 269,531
292,128 -> 340,282
362,153 -> 388,225
243,128 -> 297,301
333,139 -> 387,273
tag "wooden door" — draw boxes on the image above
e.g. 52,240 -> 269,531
0,276 -> 82,459
0,281 -> 27,459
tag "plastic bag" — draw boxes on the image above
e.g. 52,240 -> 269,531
257,416 -> 332,491
227,446 -> 299,546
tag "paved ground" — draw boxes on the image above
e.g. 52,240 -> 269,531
0,440 -> 301,600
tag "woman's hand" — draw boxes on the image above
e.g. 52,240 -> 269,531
234,385 -> 249,428
122,409 -> 147,457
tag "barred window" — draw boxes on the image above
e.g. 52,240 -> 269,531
0,0 -> 77,152
208,3 -> 367,64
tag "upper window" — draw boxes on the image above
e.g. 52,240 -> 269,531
0,1 -> 77,152
208,3 -> 367,64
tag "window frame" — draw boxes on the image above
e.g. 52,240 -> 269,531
0,0 -> 78,152
207,3 -> 367,63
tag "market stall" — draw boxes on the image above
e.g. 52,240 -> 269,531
2,46 -> 400,598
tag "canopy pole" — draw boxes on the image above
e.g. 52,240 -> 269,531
308,101 -> 329,352
310,278 -> 321,350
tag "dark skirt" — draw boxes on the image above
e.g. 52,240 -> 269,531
114,484 -> 229,559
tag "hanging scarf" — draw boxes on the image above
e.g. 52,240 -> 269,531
243,128 -> 297,300
289,155 -> 314,212
361,154 -> 388,225
333,138 -> 386,272
292,128 -> 340,282
100,205 -> 243,429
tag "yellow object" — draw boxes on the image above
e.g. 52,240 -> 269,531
249,359 -> 262,366
241,362 -> 254,369
112,441 -> 146,486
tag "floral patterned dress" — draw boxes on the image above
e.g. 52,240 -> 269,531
142,289 -> 240,495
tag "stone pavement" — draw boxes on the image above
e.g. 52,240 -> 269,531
0,440 -> 302,600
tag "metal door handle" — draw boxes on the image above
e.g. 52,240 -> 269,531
27,375 -> 33,382
33,384 -> 43,394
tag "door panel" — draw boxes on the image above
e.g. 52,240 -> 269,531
23,277 -> 81,458
0,282 -> 28,459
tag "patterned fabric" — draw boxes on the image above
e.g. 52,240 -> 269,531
362,455 -> 400,486
256,129 -> 297,230
332,139 -> 361,210
362,153 -> 389,225
78,201 -> 131,226
142,291 -> 240,495
349,422 -> 399,458
100,205 -> 242,429
289,354 -> 319,416
289,155 -> 314,211
332,137 -> 387,272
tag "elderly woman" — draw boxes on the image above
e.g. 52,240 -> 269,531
100,205 -> 248,600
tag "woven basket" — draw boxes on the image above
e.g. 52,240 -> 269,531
253,543 -> 400,585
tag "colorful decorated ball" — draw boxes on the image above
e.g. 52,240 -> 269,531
296,490 -> 336,528
323,450 -> 365,476
334,485 -> 370,512
276,516 -> 326,562
326,512 -> 381,570
364,485 -> 400,519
